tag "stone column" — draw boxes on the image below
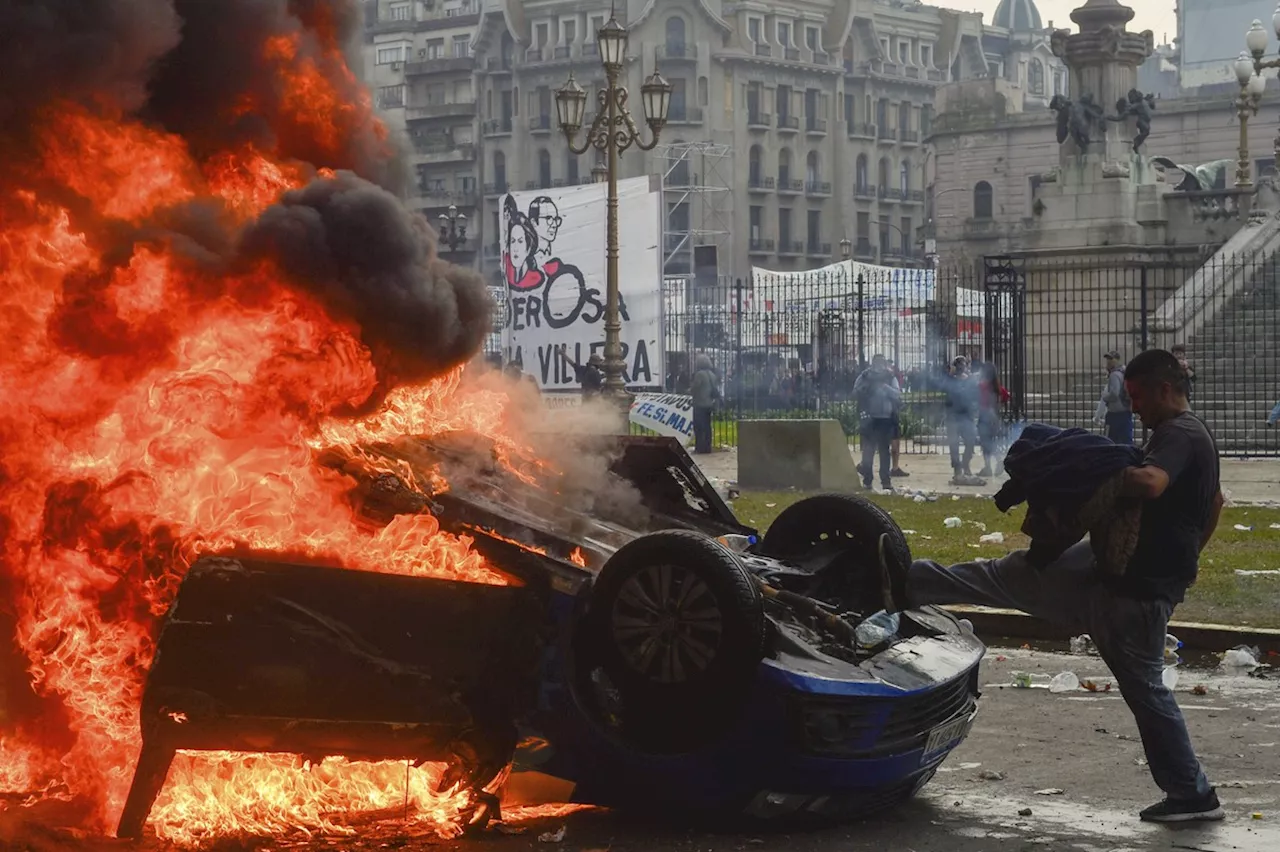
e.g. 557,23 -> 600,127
1050,0 -> 1155,169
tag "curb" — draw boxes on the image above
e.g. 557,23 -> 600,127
943,606 -> 1280,655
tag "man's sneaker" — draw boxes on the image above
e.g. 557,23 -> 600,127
1139,790 -> 1224,823
856,462 -> 871,479
877,533 -> 909,614
890,468 -> 910,477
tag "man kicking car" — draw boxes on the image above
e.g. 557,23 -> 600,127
881,349 -> 1225,823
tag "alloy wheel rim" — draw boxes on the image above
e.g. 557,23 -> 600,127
611,563 -> 723,683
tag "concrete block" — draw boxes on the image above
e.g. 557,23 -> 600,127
737,419 -> 860,491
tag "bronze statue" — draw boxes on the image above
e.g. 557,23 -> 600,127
1109,89 -> 1156,152
1049,93 -> 1104,152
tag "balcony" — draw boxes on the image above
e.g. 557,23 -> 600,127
529,114 -> 553,133
404,57 -> 473,75
553,46 -> 572,60
777,177 -> 803,194
367,2 -> 481,34
747,174 -> 775,193
405,102 -> 477,120
667,106 -> 705,125
854,184 -> 877,200
417,190 -> 477,209
656,43 -> 698,61
748,238 -> 775,254
812,51 -> 831,66
747,110 -> 772,129
525,180 -> 553,191
483,182 -> 510,196
805,181 -> 832,197
485,56 -> 514,73
854,239 -> 876,259
784,47 -> 800,61
904,190 -> 925,204
882,187 -> 904,202
777,114 -> 800,132
928,68 -> 948,82
483,117 -> 513,137
901,130 -> 920,145
806,117 -> 827,136
778,240 -> 805,256
410,140 -> 475,164
877,127 -> 897,142
847,122 -> 875,139
754,43 -> 772,57
806,242 -> 832,257
962,218 -> 1004,240
526,47 -> 545,63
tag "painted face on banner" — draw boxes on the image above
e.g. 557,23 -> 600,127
531,200 -> 561,249
508,222 -> 530,270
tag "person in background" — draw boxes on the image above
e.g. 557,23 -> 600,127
854,354 -> 902,491
690,353 -> 721,454
976,360 -> 1011,477
1265,397 -> 1280,428
559,350 -> 605,400
944,356 -> 983,485
888,360 -> 909,478
1095,350 -> 1134,444
1171,343 -> 1195,404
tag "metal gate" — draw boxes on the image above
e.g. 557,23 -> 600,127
982,256 -> 1027,424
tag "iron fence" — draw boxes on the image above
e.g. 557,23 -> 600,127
484,253 -> 1280,457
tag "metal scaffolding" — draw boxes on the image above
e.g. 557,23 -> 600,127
656,140 -> 734,278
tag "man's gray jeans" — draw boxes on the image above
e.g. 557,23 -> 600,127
909,541 -> 1213,801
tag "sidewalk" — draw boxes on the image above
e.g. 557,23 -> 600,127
693,444 -> 1280,506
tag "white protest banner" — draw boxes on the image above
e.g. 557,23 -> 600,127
628,393 -> 694,443
500,177 -> 662,390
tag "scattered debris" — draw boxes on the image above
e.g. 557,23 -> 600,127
1219,781 -> 1247,789
1011,672 -> 1033,688
978,532 -> 1005,544
1192,684 -> 1208,696
944,517 -> 962,528
1233,524 -> 1254,531
952,495 -> 961,501
1081,679 -> 1111,692
1135,758 -> 1147,766
1162,665 -> 1179,690
1049,672 -> 1079,693
979,770 -> 1005,781
1035,788 -> 1065,796
902,529 -> 917,534
538,826 -> 567,843
1069,634 -> 1095,656
1253,812 -> 1264,820
1235,569 -> 1280,576
1018,807 -> 1034,816
494,823 -> 527,836
958,762 -> 982,770
1222,646 -> 1262,670
995,655 -> 1007,662
765,502 -> 776,508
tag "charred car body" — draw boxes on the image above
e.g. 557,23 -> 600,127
119,436 -> 983,837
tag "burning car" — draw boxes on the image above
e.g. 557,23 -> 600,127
119,434 -> 983,837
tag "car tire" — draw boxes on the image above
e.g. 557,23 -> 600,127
585,530 -> 765,752
758,493 -> 911,612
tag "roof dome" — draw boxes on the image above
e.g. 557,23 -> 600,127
992,0 -> 1043,31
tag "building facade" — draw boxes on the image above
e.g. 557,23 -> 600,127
362,0 -> 1034,285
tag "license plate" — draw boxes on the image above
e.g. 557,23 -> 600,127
921,715 -> 971,763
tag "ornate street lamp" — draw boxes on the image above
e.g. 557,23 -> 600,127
1233,52 -> 1267,188
1243,15 -> 1280,176
436,204 -> 467,251
839,239 -> 866,368
554,12 -> 671,405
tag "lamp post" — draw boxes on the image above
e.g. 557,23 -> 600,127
1245,15 -> 1280,176
436,204 -> 467,251
554,14 -> 672,404
840,239 -> 866,369
591,162 -> 609,184
1234,50 -> 1267,188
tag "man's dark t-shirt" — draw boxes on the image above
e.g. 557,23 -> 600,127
573,363 -> 604,395
1118,411 -> 1220,603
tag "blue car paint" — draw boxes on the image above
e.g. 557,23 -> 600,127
520,583 -> 984,816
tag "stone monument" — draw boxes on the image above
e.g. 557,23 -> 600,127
1029,0 -> 1162,249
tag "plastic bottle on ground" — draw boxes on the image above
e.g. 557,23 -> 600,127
717,534 -> 757,553
855,611 -> 901,648
1161,665 -> 1180,690
1049,672 -> 1080,693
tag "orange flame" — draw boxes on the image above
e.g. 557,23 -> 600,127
569,548 -> 587,568
0,15 -> 536,849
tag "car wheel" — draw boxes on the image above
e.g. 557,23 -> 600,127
585,530 -> 765,752
758,493 -> 911,612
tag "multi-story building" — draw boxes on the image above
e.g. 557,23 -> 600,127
363,0 -> 1034,284
362,0 -> 484,268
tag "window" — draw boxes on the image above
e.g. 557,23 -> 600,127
536,23 -> 549,47
806,27 -> 820,52
564,20 -> 577,43
806,150 -> 819,184
538,149 -> 552,188
807,210 -> 822,251
426,39 -> 444,59
778,22 -> 791,46
698,76 -> 708,106
1029,59 -> 1045,95
457,175 -> 476,195
750,205 -> 763,240
389,2 -> 411,21
748,17 -> 763,43
453,36 -> 470,58
921,105 -> 933,136
670,78 -> 687,118
779,207 -> 792,245
749,145 -> 763,183
666,16 -> 686,50
844,93 -> 854,122
493,151 -> 506,190
855,155 -> 868,191
857,212 -> 871,243
776,85 -> 791,118
376,45 -> 404,64
899,101 -> 911,133
878,157 -> 890,191
377,85 -> 405,108
880,38 -> 890,56
590,15 -> 605,37
1029,174 -> 1043,207
876,98 -> 888,128
900,161 -> 910,194
426,83 -> 445,104
879,219 -> 891,255
973,181 -> 994,219
900,218 -> 912,254
568,153 -> 579,185
778,148 -> 792,184
922,45 -> 932,66
898,41 -> 909,63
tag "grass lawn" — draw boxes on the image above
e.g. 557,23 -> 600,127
730,492 -> 1280,630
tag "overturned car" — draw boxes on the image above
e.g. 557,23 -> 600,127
118,435 -> 983,837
